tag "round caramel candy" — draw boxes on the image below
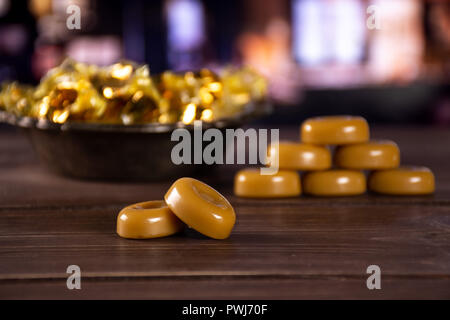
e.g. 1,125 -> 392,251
301,116 -> 369,145
368,167 -> 435,195
165,178 -> 236,240
267,142 -> 331,171
334,140 -> 400,170
303,170 -> 366,196
116,200 -> 184,239
234,169 -> 301,198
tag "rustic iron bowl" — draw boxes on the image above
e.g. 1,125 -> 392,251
0,102 -> 270,181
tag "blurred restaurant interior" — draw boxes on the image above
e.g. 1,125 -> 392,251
0,0 -> 449,125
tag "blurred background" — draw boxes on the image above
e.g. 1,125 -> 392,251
0,0 -> 449,125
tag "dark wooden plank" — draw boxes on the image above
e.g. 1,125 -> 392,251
0,204 -> 449,279
1,276 -> 449,299
1,126 -> 450,208
1,126 -> 450,299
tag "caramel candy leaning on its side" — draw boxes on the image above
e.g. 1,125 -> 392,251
334,140 -> 400,170
234,169 -> 301,198
368,167 -> 435,195
267,142 -> 331,171
303,170 -> 366,196
301,116 -> 369,145
165,178 -> 236,240
117,200 -> 184,239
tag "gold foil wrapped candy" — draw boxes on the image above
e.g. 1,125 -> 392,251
0,59 -> 267,125
158,69 -> 223,124
31,59 -> 159,124
0,82 -> 34,117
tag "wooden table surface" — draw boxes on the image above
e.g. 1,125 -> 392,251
0,125 -> 449,299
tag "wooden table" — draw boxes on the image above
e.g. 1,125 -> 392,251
0,125 -> 449,299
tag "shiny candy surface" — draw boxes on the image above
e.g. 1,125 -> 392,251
0,59 -> 267,125
165,178 -> 236,240
0,82 -> 34,117
301,116 -> 369,145
303,170 -> 366,196
234,169 -> 301,198
369,167 -> 435,195
334,140 -> 400,170
116,200 -> 184,239
268,142 -> 331,171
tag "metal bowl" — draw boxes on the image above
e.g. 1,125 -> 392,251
0,102 -> 271,181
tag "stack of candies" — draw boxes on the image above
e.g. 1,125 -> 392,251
234,116 -> 435,198
0,59 -> 267,125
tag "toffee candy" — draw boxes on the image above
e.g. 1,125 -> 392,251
234,169 -> 301,198
117,200 -> 184,239
334,140 -> 400,170
303,170 -> 366,196
267,142 -> 331,171
301,116 -> 369,145
165,177 -> 236,240
368,167 -> 435,195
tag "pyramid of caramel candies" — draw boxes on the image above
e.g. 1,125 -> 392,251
234,116 -> 435,198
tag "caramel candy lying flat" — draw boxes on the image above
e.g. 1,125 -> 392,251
334,140 -> 400,170
301,116 -> 369,145
165,177 -> 236,240
267,142 -> 331,171
368,167 -> 435,195
234,169 -> 301,198
303,170 -> 366,196
117,200 -> 184,239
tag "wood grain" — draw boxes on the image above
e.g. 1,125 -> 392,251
0,126 -> 449,299
1,277 -> 449,300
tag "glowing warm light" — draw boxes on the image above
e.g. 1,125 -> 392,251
343,126 -> 356,133
159,114 -> 170,123
103,87 -> 114,99
208,82 -> 222,93
182,103 -> 196,124
303,152 -> 314,161
233,93 -> 250,105
304,124 -> 312,132
111,64 -> 133,80
57,82 -> 77,90
337,177 -> 350,185
38,97 -> 50,117
238,175 -> 247,182
201,109 -> 213,121
184,72 -> 196,86
137,77 -> 150,86
370,150 -> 383,157
132,90 -> 144,103
52,109 -> 69,123
212,213 -> 224,221
199,88 -> 214,105
368,0 -> 424,83
410,176 -> 421,183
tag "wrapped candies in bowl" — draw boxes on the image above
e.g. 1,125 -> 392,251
0,59 -> 270,180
